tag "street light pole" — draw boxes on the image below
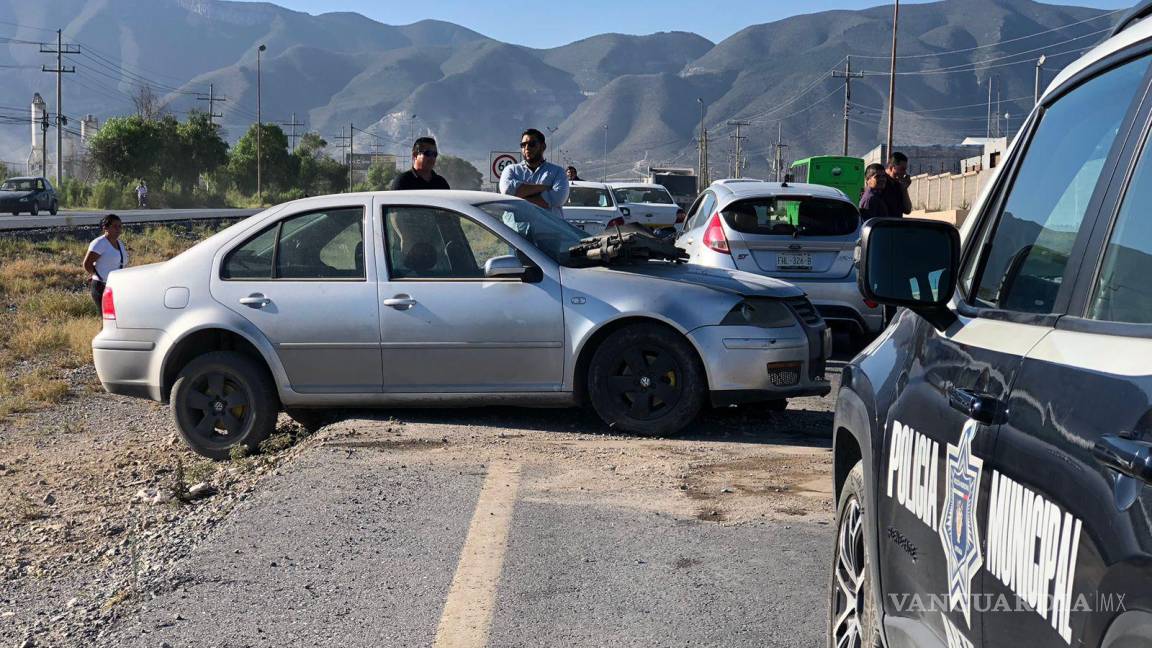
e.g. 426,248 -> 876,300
885,0 -> 900,159
256,43 -> 266,203
697,97 -> 705,183
1034,54 -> 1047,107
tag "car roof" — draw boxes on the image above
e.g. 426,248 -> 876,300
608,182 -> 667,189
1046,11 -> 1152,102
707,180 -> 852,203
5,176 -> 44,182
569,181 -> 612,189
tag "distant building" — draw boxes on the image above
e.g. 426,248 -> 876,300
959,137 -> 1009,173
861,142 -> 986,176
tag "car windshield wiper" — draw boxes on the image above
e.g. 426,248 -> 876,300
567,223 -> 688,267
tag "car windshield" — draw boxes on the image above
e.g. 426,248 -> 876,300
613,187 -> 674,204
475,200 -> 588,266
722,197 -> 860,237
1,179 -> 35,192
567,187 -> 613,208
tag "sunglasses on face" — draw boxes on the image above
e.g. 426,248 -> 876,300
417,150 -> 438,157
520,140 -> 540,149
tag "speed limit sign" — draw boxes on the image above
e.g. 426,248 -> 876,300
490,151 -> 519,182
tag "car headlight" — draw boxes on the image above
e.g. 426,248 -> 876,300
720,299 -> 796,328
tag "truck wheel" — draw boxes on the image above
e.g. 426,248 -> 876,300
587,323 -> 705,437
171,351 -> 278,460
829,462 -> 880,648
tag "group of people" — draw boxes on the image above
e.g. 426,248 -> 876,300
858,151 -> 912,219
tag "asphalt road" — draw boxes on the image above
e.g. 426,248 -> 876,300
96,367 -> 843,648
0,208 -> 259,230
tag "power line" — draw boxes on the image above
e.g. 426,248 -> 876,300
860,31 -> 1106,76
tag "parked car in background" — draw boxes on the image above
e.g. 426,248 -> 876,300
562,181 -> 626,235
93,190 -> 832,459
676,179 -> 883,344
610,183 -> 684,231
0,176 -> 58,216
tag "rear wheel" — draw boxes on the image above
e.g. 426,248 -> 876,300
829,462 -> 880,648
586,323 -> 705,437
171,351 -> 278,460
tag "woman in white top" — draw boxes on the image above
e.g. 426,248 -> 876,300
83,214 -> 128,311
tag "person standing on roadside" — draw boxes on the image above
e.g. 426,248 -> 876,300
391,137 -> 451,190
499,128 -> 569,219
880,151 -> 912,216
135,180 -> 149,208
858,164 -> 892,220
83,214 -> 128,311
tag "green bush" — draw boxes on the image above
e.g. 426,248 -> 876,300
91,180 -> 133,210
57,178 -> 92,209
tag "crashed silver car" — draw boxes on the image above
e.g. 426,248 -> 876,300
92,191 -> 832,459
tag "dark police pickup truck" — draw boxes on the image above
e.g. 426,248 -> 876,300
829,4 -> 1152,647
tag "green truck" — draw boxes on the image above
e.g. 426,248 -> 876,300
789,156 -> 865,203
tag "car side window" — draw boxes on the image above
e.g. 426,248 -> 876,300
686,192 -> 716,231
963,55 -> 1150,313
221,207 -> 365,280
384,206 -> 515,280
1089,128 -> 1152,323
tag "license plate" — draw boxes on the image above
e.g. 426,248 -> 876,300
777,252 -> 812,270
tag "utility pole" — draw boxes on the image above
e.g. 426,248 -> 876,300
256,43 -> 266,202
196,84 -> 226,125
348,123 -> 355,191
280,112 -> 304,151
986,75 -> 994,139
40,109 -> 49,177
832,56 -> 864,156
602,124 -> 608,182
727,120 -> 750,179
334,127 -> 352,191
696,98 -> 707,187
774,123 -> 789,182
885,0 -> 900,160
41,29 -> 78,187
701,128 -> 709,187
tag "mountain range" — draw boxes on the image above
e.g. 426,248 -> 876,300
0,0 -> 1122,181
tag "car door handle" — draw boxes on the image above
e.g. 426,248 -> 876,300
239,293 -> 271,309
946,386 -> 1005,425
383,295 -> 417,310
1094,435 -> 1152,483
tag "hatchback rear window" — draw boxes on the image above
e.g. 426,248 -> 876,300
567,187 -> 612,208
613,187 -> 674,204
722,197 -> 859,237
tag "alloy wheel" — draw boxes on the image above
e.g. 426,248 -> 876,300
181,371 -> 252,441
832,496 -> 866,648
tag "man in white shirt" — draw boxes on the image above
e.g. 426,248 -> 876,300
498,129 -> 570,220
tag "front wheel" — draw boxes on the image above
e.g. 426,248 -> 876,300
171,351 -> 278,460
29,202 -> 37,216
829,462 -> 880,648
49,200 -> 58,216
586,323 -> 705,437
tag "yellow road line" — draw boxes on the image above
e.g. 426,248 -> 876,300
433,461 -> 521,648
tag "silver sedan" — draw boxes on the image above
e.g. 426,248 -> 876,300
93,191 -> 832,459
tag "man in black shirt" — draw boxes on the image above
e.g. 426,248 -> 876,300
879,151 -> 912,216
391,137 -> 451,190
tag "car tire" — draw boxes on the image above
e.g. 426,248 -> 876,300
586,323 -> 705,436
285,408 -> 331,433
828,462 -> 880,648
29,202 -> 37,216
171,351 -> 278,460
49,200 -> 58,216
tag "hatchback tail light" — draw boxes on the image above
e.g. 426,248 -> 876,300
864,298 -> 878,309
675,209 -> 686,224
702,213 -> 729,254
101,286 -> 116,320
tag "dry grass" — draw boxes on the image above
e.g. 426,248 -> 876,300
0,223 -> 225,421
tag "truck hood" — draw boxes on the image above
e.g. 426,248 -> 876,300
599,262 -> 804,298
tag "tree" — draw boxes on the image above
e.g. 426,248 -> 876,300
132,84 -> 168,121
296,132 -> 328,160
366,157 -> 398,190
0,161 -> 8,180
87,114 -> 177,182
291,132 -> 348,196
437,156 -> 483,190
227,123 -> 293,195
174,111 -> 229,191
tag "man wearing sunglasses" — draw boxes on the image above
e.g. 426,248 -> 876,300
498,128 -> 569,218
391,137 -> 451,190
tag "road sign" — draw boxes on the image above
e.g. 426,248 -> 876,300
490,151 -> 519,183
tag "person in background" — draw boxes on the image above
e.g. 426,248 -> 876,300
83,214 -> 128,311
135,180 -> 148,208
880,151 -> 912,216
858,164 -> 892,220
391,137 -> 450,190
499,128 -> 570,219
566,166 -> 582,182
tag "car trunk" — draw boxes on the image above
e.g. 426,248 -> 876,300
561,206 -> 618,234
721,196 -> 859,280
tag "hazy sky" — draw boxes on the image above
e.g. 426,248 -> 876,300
239,0 -> 1134,48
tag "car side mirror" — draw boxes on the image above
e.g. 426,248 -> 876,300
858,218 -> 960,331
620,207 -> 631,217
484,255 -> 529,279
